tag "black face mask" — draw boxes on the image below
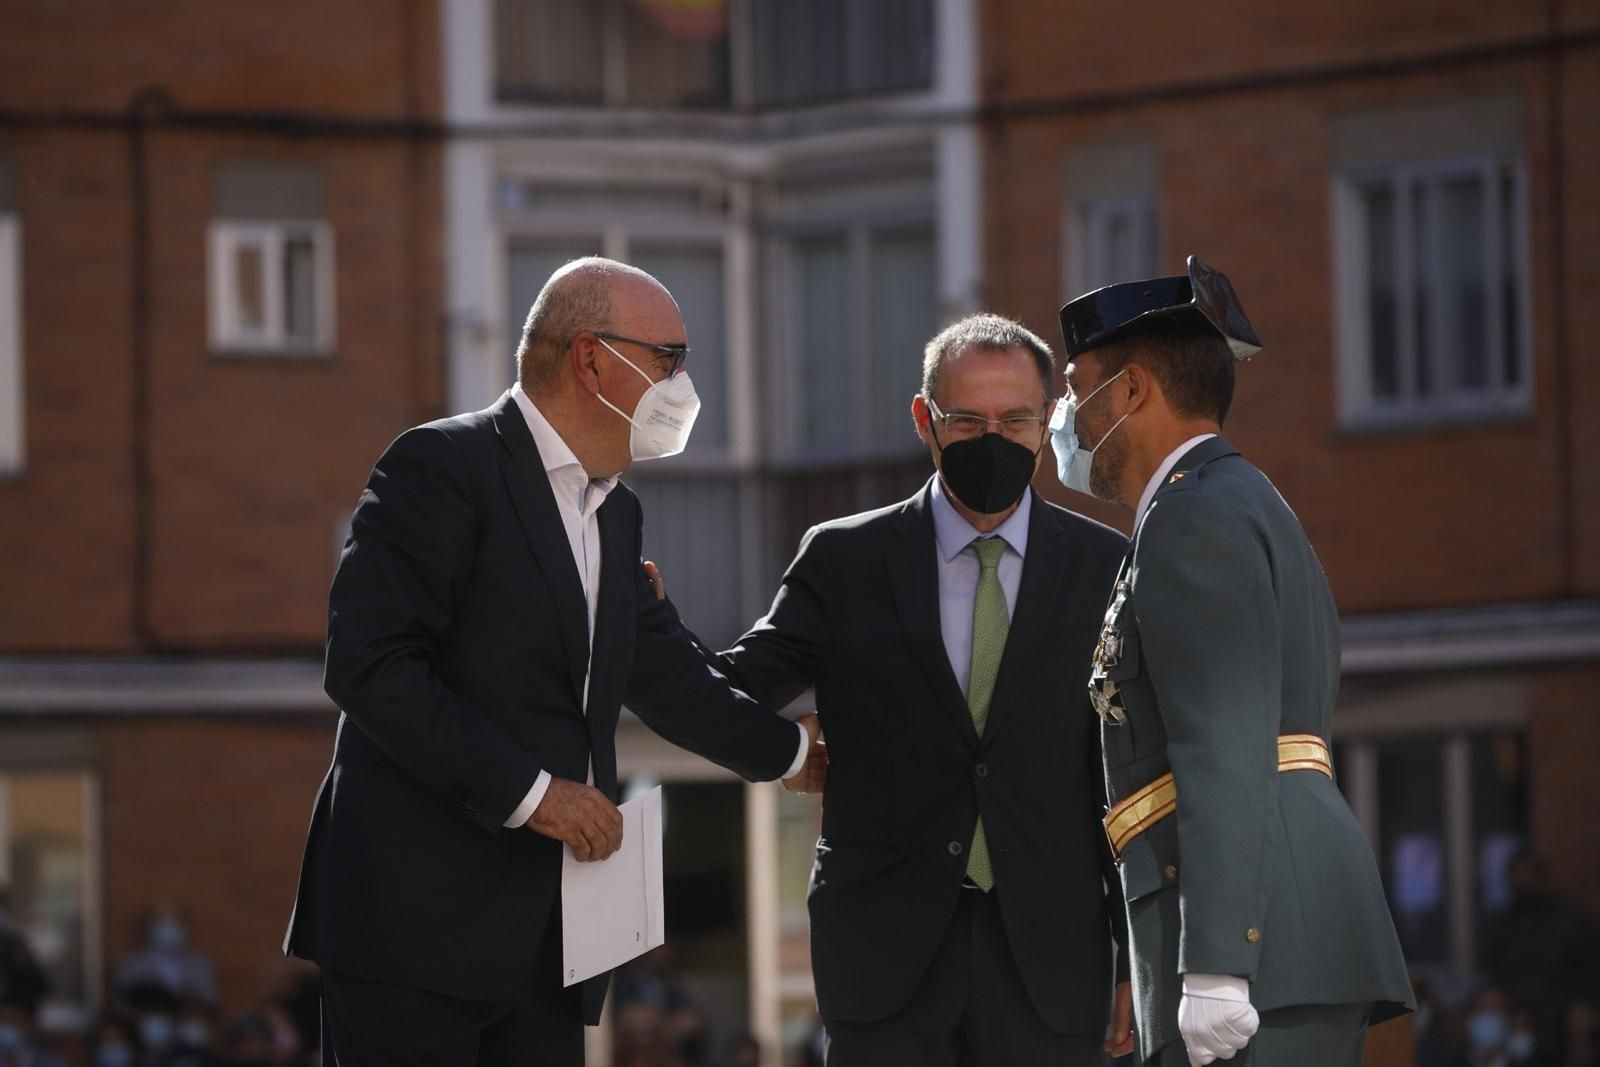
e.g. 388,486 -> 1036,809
935,431 -> 1040,515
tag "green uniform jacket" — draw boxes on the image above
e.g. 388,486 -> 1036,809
1093,436 -> 1413,1062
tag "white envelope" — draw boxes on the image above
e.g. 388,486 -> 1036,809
560,785 -> 666,987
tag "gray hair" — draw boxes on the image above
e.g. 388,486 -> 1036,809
921,313 -> 1056,404
515,257 -> 662,393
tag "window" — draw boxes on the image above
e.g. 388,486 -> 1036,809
1064,140 -> 1160,298
1332,95 -> 1529,426
785,225 -> 936,457
208,164 -> 334,354
771,155 -> 939,460
492,0 -> 933,110
1337,159 -> 1528,423
1071,198 -> 1158,296
494,0 -> 731,109
1337,729 -> 1529,972
0,770 -> 98,1021
751,0 -> 934,106
0,174 -> 20,474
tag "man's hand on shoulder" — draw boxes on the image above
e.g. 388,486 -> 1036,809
526,778 -> 624,862
783,713 -> 827,794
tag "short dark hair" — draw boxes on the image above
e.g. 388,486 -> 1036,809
922,314 -> 1055,404
1092,329 -> 1236,424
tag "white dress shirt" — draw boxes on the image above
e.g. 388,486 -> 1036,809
1134,433 -> 1217,533
929,477 -> 1031,696
503,388 -> 808,829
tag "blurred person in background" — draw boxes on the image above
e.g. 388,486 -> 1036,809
216,1013 -> 279,1067
284,257 -> 820,1067
613,947 -> 706,1065
167,999 -> 219,1067
1464,986 -> 1538,1067
0,994 -> 68,1067
0,892 -> 47,1020
89,1018 -> 139,1067
123,984 -> 181,1067
114,909 -> 217,1014
1486,851 -> 1600,1066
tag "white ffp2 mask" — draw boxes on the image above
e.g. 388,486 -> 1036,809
595,337 -> 701,461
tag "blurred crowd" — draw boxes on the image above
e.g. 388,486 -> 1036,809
2,850 -> 1597,1067
0,901 -> 318,1067
1411,853 -> 1600,1067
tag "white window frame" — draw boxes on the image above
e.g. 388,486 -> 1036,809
0,215 -> 22,474
208,220 -> 336,355
1333,154 -> 1531,428
1065,195 -> 1159,299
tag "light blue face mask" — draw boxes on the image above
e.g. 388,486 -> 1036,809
1467,1010 -> 1509,1054
1049,369 -> 1128,497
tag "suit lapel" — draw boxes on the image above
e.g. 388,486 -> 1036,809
589,494 -> 634,719
887,482 -> 981,747
492,392 -> 591,705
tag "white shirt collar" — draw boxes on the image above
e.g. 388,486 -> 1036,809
511,387 -> 618,511
1135,433 -> 1217,530
930,475 -> 1032,564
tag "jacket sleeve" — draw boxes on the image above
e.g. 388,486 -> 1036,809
323,427 -> 544,835
624,503 -> 804,783
709,524 -> 832,711
1133,491 -> 1282,979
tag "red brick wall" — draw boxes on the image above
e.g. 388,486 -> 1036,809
982,0 -> 1557,104
0,0 -> 443,652
0,1 -> 439,117
98,715 -> 337,1017
1528,664 -> 1600,919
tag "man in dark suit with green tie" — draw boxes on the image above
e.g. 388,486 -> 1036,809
1046,258 -> 1414,1066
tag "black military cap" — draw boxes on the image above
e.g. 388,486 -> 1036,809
1058,255 -> 1263,360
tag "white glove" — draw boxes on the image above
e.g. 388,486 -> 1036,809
1178,973 -> 1260,1066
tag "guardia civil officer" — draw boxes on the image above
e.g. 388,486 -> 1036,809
1047,257 -> 1414,1066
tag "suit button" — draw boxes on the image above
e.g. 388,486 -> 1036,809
974,763 -> 989,778
947,840 -> 964,857
1246,928 -> 1261,944
1164,865 -> 1178,880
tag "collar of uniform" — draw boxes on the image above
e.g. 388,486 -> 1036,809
511,387 -> 618,510
930,474 -> 1032,564
1135,433 -> 1216,529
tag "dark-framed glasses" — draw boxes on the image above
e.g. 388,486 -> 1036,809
927,398 -> 1050,442
595,332 -> 690,379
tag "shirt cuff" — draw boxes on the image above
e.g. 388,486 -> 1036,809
782,722 -> 810,781
1182,974 -> 1251,1001
503,770 -> 552,829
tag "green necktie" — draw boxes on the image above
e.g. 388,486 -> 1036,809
966,536 -> 1009,891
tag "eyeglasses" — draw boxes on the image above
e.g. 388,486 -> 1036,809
926,398 -> 1050,443
595,332 -> 690,379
